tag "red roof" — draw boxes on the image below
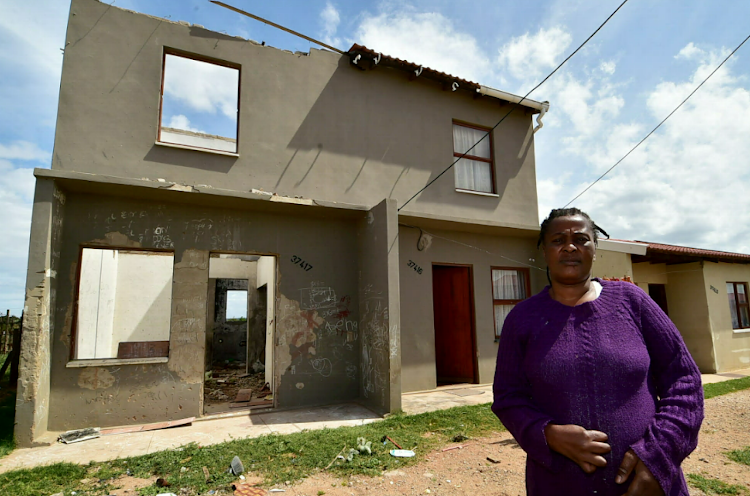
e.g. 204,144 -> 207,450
614,239 -> 750,264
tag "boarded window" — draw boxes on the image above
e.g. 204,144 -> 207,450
159,50 -> 240,154
491,268 -> 530,338
74,248 -> 174,360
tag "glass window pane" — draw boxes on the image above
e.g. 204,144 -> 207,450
494,304 -> 515,337
740,306 -> 750,328
738,284 -> 747,304
453,124 -> 491,159
727,283 -> 735,295
492,270 -> 527,300
728,292 -> 739,329
455,158 -> 492,192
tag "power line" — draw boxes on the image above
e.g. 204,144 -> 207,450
564,33 -> 750,207
398,0 -> 630,212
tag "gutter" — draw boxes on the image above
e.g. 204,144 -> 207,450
478,86 -> 550,133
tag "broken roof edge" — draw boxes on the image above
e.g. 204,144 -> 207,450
33,168 -> 369,214
348,44 -> 549,113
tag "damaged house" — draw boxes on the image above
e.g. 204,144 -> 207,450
16,0 -> 551,446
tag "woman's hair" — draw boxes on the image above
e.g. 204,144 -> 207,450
537,207 -> 609,249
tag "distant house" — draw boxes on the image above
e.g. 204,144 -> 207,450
594,240 -> 750,374
16,0 -> 550,446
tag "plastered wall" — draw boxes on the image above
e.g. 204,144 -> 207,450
55,0 -> 540,228
35,189 -> 371,435
592,250 -> 633,279
702,262 -> 750,371
398,224 -> 544,392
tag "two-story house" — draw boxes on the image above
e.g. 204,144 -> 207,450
16,0 -> 550,446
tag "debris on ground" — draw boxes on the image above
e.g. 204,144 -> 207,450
59,427 -> 101,444
390,449 -> 416,458
204,365 -> 272,411
230,455 -> 245,475
381,435 -> 402,449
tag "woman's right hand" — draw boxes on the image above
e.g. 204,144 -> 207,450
544,424 -> 611,473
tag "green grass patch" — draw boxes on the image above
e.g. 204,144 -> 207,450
687,473 -> 746,495
727,446 -> 750,466
0,403 -> 501,495
704,376 -> 750,399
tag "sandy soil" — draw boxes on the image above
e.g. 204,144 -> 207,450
273,389 -> 750,496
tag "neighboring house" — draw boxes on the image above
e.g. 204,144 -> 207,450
16,0 -> 550,446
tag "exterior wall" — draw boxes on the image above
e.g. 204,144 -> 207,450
54,0 -> 539,228
398,224 -> 544,392
702,262 -> 750,371
592,250 -> 633,279
39,187 -> 368,438
15,178 -> 65,447
632,262 -> 669,292
357,200 -> 401,414
660,262 -> 716,373
257,256 -> 277,386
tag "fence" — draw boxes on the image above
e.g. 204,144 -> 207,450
0,310 -> 23,384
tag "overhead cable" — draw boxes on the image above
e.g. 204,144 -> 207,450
564,33 -> 750,207
398,0 -> 630,212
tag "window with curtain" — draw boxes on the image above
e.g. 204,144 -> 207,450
727,282 -> 750,330
492,268 -> 530,338
453,122 -> 495,194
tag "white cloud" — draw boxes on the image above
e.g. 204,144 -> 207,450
356,8 -> 490,83
599,60 -> 616,75
0,140 -> 50,162
163,54 -> 239,121
675,42 -> 705,61
497,27 -> 572,81
320,1 -> 341,47
548,48 -> 750,254
166,115 -> 204,134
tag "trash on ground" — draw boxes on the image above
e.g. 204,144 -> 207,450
230,455 -> 245,475
389,449 -> 416,457
59,427 -> 101,444
441,445 -> 463,452
357,437 -> 372,455
100,417 -> 195,436
156,477 -> 171,487
487,456 -> 501,463
232,482 -> 268,495
452,433 -> 469,442
381,435 -> 403,449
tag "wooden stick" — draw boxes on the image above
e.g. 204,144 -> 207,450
386,436 -> 402,449
325,444 -> 346,470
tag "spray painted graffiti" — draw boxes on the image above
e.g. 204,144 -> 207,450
300,282 -> 337,310
310,358 -> 333,377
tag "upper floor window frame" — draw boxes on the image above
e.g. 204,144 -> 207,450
157,47 -> 242,157
452,120 -> 497,195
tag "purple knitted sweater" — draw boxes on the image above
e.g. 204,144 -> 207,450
492,280 -> 703,495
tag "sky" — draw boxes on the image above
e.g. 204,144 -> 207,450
0,0 -> 749,315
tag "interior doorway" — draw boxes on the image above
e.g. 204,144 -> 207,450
204,253 -> 276,414
432,264 -> 478,386
648,283 -> 669,316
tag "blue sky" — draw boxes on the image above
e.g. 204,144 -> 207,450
1,0 -> 749,315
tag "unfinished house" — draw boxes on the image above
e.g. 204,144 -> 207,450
17,0 -> 551,446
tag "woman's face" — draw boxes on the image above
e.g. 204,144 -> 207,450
542,215 -> 596,285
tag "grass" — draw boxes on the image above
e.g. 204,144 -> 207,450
686,474 -> 747,495
0,403 -> 501,496
727,447 -> 750,466
704,376 -> 750,399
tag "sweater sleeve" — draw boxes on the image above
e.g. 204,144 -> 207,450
628,286 -> 704,495
492,309 -> 558,470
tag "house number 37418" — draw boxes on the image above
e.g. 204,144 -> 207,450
407,260 -> 423,275
291,255 -> 313,271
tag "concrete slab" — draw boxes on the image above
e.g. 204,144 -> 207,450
1,371 -> 747,473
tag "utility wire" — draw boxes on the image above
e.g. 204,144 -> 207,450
398,0 -> 630,212
565,33 -> 750,207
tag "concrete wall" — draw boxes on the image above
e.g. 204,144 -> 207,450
702,262 -> 750,371
54,0 -> 540,228
33,187 -> 365,438
15,178 -> 65,447
592,250 -> 633,279
357,200 -> 401,414
398,224 -> 544,392
256,256 -> 276,387
660,262 -> 716,373
632,262 -> 669,292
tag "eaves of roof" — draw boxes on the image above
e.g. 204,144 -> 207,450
615,239 -> 750,265
347,44 -> 547,113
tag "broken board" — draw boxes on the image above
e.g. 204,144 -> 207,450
101,417 -> 195,436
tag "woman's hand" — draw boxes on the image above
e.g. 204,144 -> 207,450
616,450 -> 665,495
544,424 -> 611,473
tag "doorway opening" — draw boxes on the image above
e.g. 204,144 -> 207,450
431,264 -> 478,386
204,253 -> 276,415
648,283 -> 669,316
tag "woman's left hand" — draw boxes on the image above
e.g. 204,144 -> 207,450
616,449 -> 665,496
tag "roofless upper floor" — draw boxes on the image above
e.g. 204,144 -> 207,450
52,0 -> 546,228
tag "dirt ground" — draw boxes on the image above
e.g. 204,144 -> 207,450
273,389 -> 750,496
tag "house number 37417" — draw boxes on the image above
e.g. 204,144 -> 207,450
291,255 -> 313,271
407,260 -> 423,275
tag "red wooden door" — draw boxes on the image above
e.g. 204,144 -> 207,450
432,265 -> 477,385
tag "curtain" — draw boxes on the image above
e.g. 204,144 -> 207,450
494,304 -> 515,338
492,269 -> 527,300
453,124 -> 493,193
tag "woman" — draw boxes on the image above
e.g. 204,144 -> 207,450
492,208 -> 703,496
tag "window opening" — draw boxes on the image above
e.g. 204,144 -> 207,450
74,248 -> 174,360
226,290 -> 248,321
453,122 -> 495,194
159,51 -> 240,154
727,282 -> 750,330
491,267 -> 530,338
